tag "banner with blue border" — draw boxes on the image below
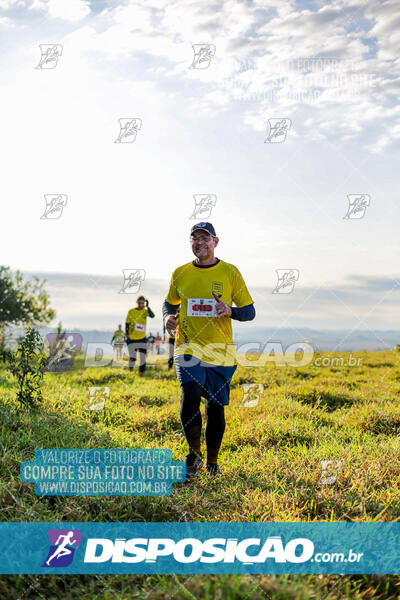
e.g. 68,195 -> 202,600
0,523 -> 398,574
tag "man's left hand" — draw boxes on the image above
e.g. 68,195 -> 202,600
213,292 -> 232,318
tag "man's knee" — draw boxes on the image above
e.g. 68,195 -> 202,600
205,398 -> 225,421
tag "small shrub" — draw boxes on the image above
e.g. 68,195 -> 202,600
6,327 -> 48,408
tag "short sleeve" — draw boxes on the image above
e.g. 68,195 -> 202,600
145,308 -> 149,317
165,272 -> 181,305
126,309 -> 133,323
232,268 -> 254,307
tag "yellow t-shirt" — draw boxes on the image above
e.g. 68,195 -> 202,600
126,308 -> 149,340
113,330 -> 125,345
165,259 -> 253,366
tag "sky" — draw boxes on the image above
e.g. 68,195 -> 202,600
0,0 -> 399,338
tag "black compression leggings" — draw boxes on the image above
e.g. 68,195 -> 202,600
179,380 -> 225,456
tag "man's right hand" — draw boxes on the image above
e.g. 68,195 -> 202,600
164,313 -> 179,335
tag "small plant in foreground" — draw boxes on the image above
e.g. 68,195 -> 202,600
7,327 -> 48,408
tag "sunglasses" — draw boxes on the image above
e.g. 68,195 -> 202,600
190,235 -> 212,243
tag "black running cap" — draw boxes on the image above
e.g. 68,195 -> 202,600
190,222 -> 216,237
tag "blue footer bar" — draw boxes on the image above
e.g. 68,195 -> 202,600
0,522 -> 398,574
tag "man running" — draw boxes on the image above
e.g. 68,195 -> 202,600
163,222 -> 255,478
126,296 -> 155,376
111,324 -> 125,360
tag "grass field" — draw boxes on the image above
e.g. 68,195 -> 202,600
0,350 -> 399,599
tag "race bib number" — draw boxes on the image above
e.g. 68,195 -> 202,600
187,298 -> 217,317
135,323 -> 145,331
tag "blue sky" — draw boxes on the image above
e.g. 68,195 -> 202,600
0,0 -> 399,337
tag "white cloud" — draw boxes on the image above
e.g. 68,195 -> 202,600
0,0 -> 25,8
0,15 -> 14,24
30,0 -> 90,21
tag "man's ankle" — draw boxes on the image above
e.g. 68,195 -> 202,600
189,449 -> 202,458
206,447 -> 220,464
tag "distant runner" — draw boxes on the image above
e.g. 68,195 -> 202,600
111,324 -> 125,360
125,296 -> 155,376
163,222 -> 255,477
155,332 -> 162,355
147,332 -> 155,354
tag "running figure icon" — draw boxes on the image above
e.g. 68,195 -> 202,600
45,531 -> 77,566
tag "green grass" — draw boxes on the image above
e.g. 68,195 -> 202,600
0,350 -> 399,598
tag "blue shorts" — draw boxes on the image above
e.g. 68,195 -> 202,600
175,353 -> 237,406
